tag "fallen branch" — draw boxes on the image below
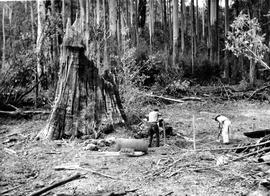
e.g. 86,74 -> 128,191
248,85 -> 270,100
29,173 -> 81,196
1,185 -> 22,195
54,165 -> 118,179
3,147 -> 17,155
181,97 -> 202,101
146,94 -> 184,103
0,110 -> 50,117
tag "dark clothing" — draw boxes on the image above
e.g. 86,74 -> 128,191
148,122 -> 160,147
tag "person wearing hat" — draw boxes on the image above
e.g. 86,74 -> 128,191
214,114 -> 231,144
147,109 -> 161,147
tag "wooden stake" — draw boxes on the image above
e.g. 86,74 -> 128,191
193,115 -> 196,151
163,119 -> 166,145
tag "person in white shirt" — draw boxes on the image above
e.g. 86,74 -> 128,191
147,109 -> 161,147
214,115 -> 231,144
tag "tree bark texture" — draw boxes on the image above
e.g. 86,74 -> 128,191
224,0 -> 229,80
37,15 -> 127,140
191,0 -> 195,73
149,0 -> 154,54
180,0 -> 185,55
2,6 -> 5,70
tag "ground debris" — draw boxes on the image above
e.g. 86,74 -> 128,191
29,173 -> 81,196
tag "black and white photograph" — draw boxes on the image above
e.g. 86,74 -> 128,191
0,0 -> 270,195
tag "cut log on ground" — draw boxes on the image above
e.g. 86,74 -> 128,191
115,138 -> 148,152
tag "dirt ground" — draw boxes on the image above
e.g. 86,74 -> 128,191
1,100 -> 270,196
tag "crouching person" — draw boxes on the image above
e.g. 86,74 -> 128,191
214,115 -> 231,144
147,109 -> 161,147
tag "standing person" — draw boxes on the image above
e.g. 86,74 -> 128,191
214,115 -> 231,144
147,109 -> 161,147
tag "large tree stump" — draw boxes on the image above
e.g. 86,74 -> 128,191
37,17 -> 127,140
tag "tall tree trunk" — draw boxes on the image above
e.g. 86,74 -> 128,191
224,0 -> 229,80
2,6 -> 5,70
149,0 -> 154,54
103,0 -> 109,71
96,0 -> 101,71
116,0 -> 122,53
191,0 -> 195,74
138,0 -> 146,36
195,0 -> 199,46
62,0 -> 65,28
215,0 -> 219,65
36,0 -> 45,102
202,4 -> 205,40
172,0 -> 178,68
180,0 -> 185,55
207,0 -> 210,61
134,0 -> 139,46
109,0 -> 117,38
130,0 -> 134,26
163,0 -> 167,30
30,3 -> 38,107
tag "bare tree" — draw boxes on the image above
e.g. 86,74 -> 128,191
172,0 -> 179,68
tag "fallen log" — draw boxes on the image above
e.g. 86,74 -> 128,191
0,110 -> 50,117
29,173 -> 81,196
146,94 -> 184,103
146,94 -> 202,103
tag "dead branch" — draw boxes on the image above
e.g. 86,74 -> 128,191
0,185 -> 22,195
0,110 -> 50,117
29,173 -> 81,196
146,94 -> 184,103
248,85 -> 270,100
231,146 -> 270,162
54,165 -> 118,179
3,147 -> 17,155
181,97 -> 202,101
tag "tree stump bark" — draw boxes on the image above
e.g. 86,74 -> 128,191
37,17 -> 127,140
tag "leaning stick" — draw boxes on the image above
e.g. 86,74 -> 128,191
29,173 -> 81,196
1,185 -> 22,195
163,120 -> 166,145
192,115 -> 196,151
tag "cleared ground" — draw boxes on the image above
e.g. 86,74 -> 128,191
1,100 -> 270,196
